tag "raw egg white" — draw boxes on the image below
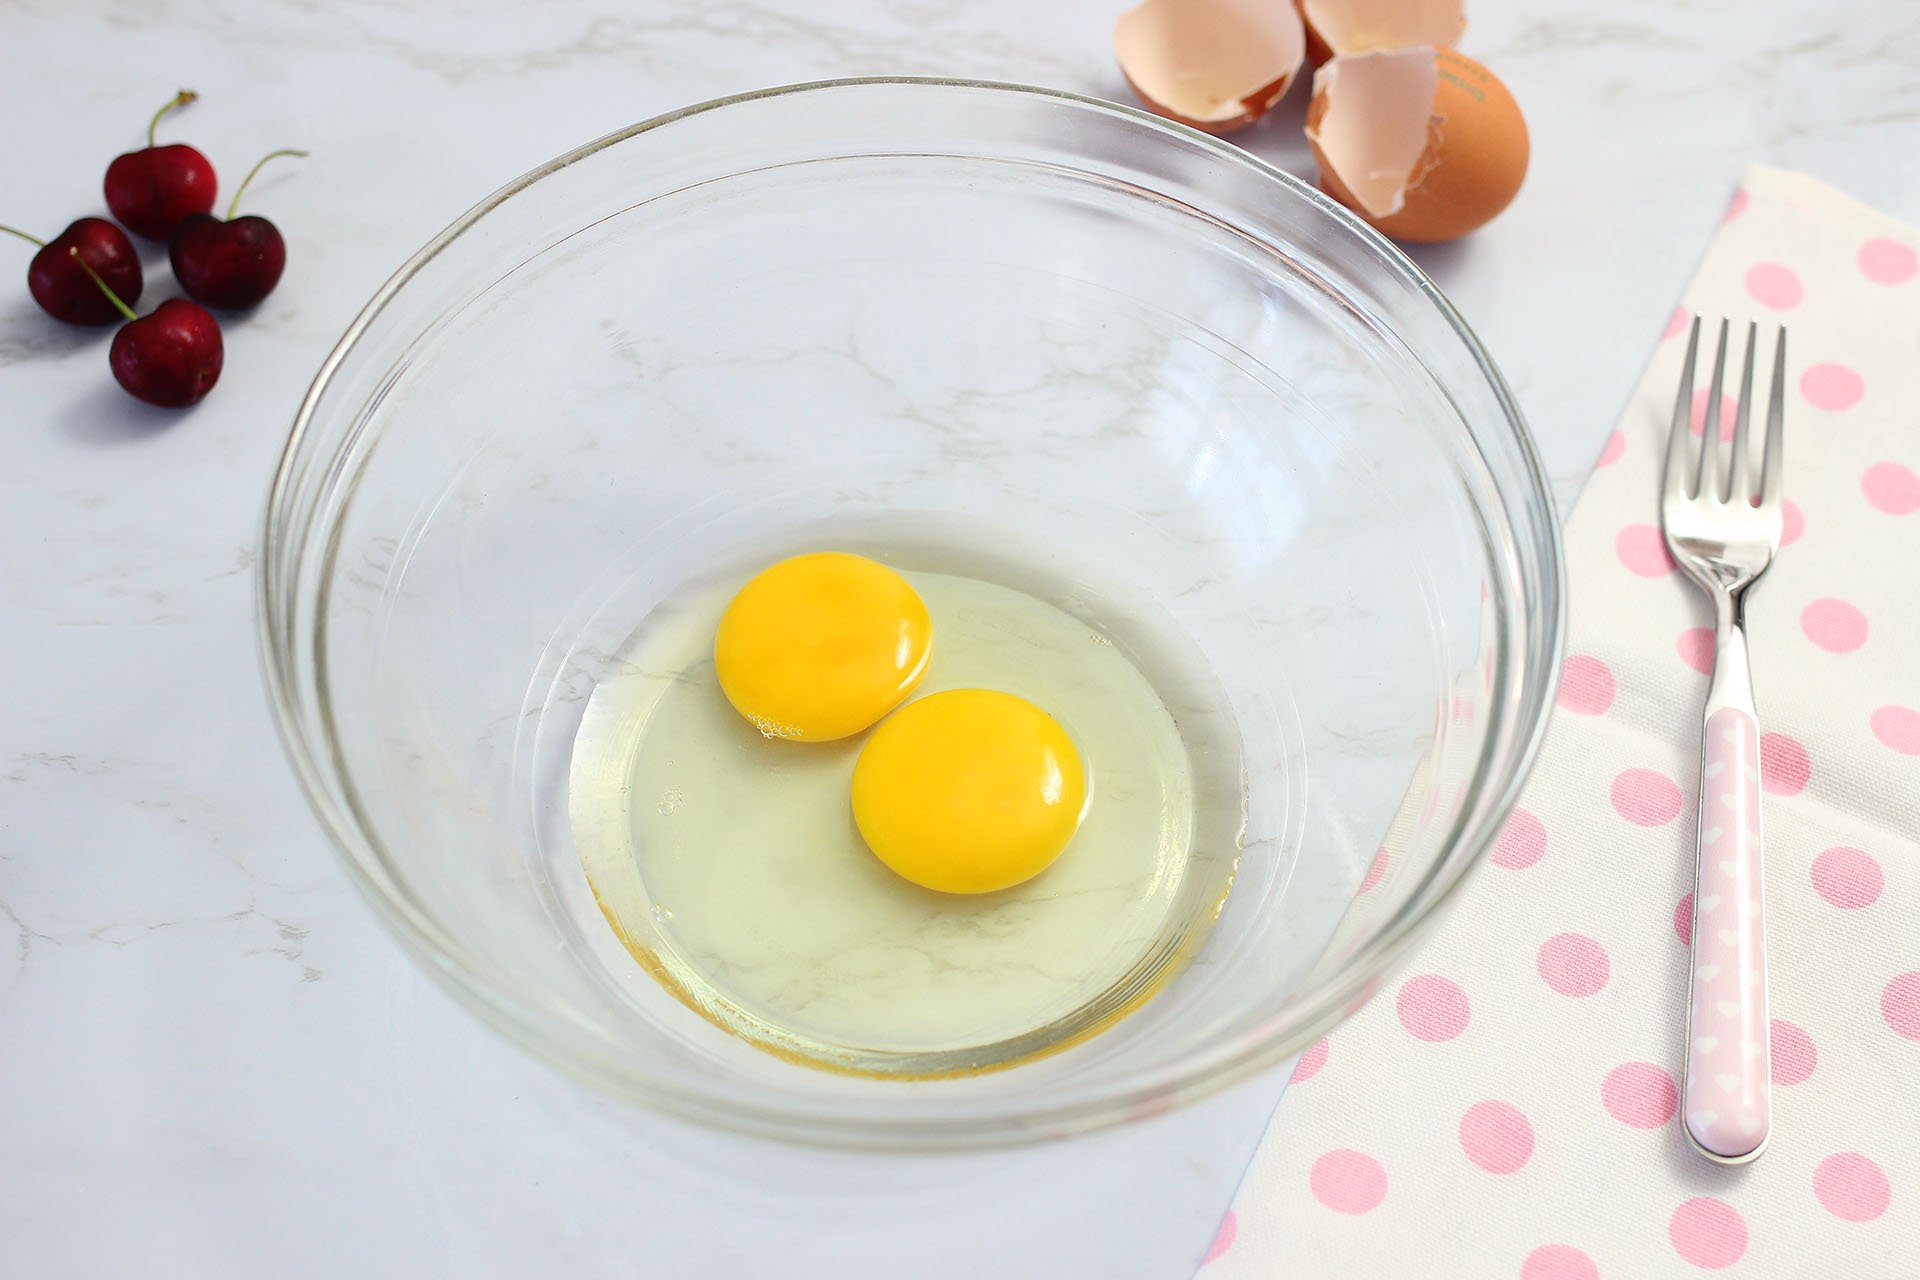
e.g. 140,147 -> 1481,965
571,564 -> 1239,1072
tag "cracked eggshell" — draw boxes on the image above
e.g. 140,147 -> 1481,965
1306,46 -> 1528,243
1297,0 -> 1466,62
1115,0 -> 1305,135
1293,0 -> 1333,66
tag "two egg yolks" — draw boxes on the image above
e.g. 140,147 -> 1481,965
713,553 -> 1085,894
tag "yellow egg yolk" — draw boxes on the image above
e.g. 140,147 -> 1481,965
714,552 -> 933,742
851,688 -> 1087,894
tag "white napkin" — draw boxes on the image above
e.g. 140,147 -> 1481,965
1204,165 -> 1920,1277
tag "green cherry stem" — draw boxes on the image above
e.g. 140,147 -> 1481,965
147,89 -> 199,147
0,224 -> 49,248
67,247 -> 139,323
227,148 -> 310,219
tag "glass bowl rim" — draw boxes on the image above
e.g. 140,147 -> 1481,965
257,75 -> 1567,1149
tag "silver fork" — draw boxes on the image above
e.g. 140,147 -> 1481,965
1663,317 -> 1787,1165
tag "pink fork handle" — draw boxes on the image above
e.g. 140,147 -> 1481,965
1683,706 -> 1771,1161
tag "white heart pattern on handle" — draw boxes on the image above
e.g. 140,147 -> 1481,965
1685,706 -> 1770,1161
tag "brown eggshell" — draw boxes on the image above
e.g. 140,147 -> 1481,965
1294,0 -> 1334,67
1306,47 -> 1438,217
1115,0 -> 1306,135
1307,47 -> 1529,243
1300,0 -> 1466,59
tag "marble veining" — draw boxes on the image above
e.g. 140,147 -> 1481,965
2,1 -> 1914,1277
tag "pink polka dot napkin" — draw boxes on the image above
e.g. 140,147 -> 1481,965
1204,166 -> 1920,1277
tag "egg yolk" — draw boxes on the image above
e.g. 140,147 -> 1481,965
851,688 -> 1087,895
714,552 -> 933,742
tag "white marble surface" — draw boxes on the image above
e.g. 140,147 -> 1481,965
1,2 -> 1914,1276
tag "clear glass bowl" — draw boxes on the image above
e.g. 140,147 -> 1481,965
259,78 -> 1564,1149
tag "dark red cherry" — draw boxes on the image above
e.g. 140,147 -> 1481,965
103,90 -> 217,240
2,218 -> 144,325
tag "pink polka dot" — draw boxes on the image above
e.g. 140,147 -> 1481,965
1397,974 -> 1471,1042
1859,237 -> 1918,284
1669,1197 -> 1747,1269
1601,1061 -> 1677,1128
1863,462 -> 1920,515
1690,386 -> 1738,441
1558,655 -> 1615,715
1459,1100 -> 1533,1174
1815,1153 -> 1892,1222
1772,1018 -> 1817,1086
1674,892 -> 1693,945
1882,972 -> 1920,1039
1745,262 -> 1802,309
1359,848 -> 1388,893
1522,1245 -> 1599,1280
1871,705 -> 1920,755
1801,597 -> 1868,653
1597,430 -> 1626,467
1812,846 -> 1883,909
1761,732 -> 1810,795
1292,1039 -> 1329,1084
1663,307 -> 1689,340
1310,1149 -> 1386,1214
1492,807 -> 1546,870
1537,932 -> 1610,998
1725,188 -> 1748,221
1201,1209 -> 1237,1264
1677,627 -> 1714,675
1611,768 -> 1682,825
1615,523 -> 1676,577
1802,362 -> 1864,410
1781,496 -> 1805,546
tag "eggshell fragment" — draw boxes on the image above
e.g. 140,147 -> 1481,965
1115,0 -> 1306,135
1306,48 -> 1437,218
1293,1 -> 1334,67
1299,0 -> 1466,61
1307,47 -> 1529,243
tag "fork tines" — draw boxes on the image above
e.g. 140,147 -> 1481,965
1664,317 -> 1787,511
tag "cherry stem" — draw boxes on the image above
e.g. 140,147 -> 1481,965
147,89 -> 199,147
0,224 -> 49,249
67,247 -> 139,322
227,148 -> 310,219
